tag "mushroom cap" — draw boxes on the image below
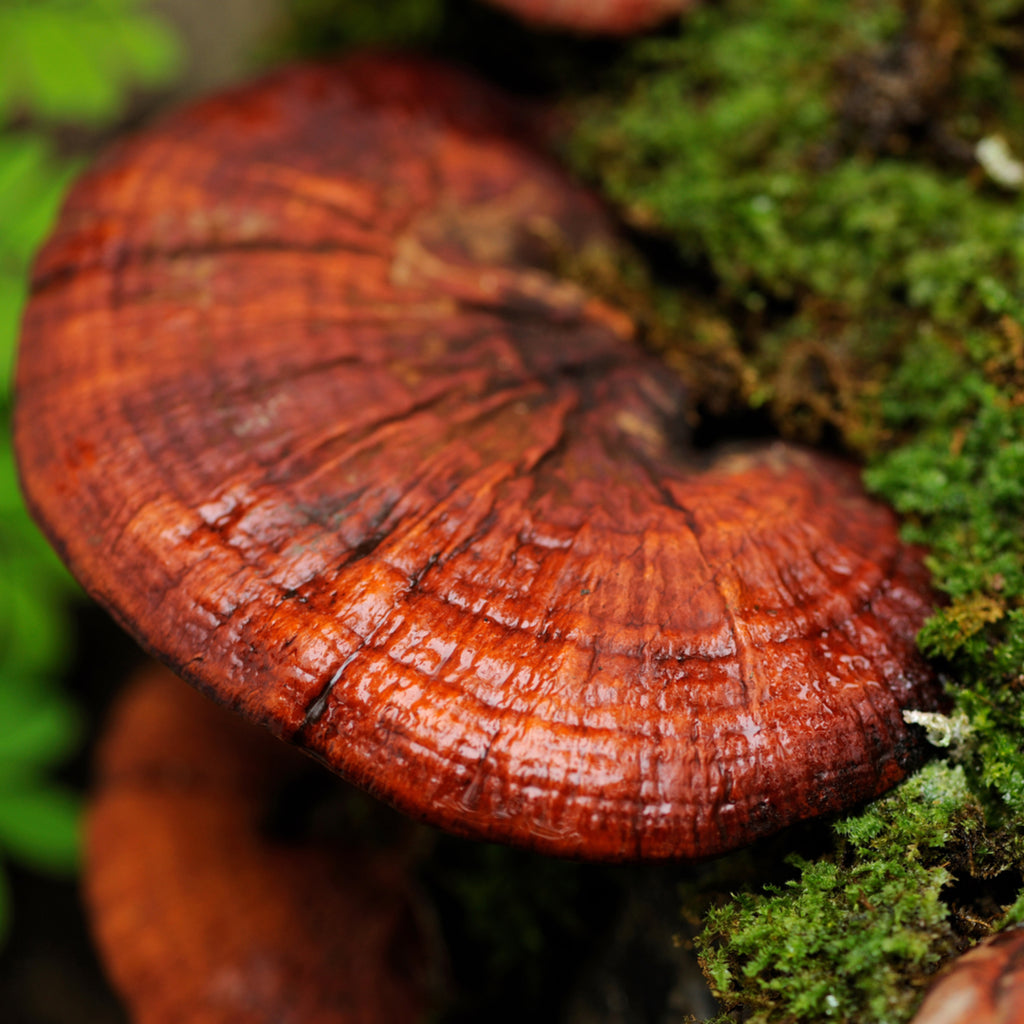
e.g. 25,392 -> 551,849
14,55 -> 943,861
911,928 -> 1024,1024
87,664 -> 432,1024
478,0 -> 693,34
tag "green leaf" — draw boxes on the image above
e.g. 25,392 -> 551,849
0,134 -> 75,393
0,563 -> 73,679
14,11 -> 122,122
0,2 -> 181,124
0,688 -> 79,771
0,786 -> 81,873
0,276 -> 25,398
0,149 -> 74,264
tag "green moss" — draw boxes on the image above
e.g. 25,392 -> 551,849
865,319 -> 1024,822
570,0 -> 1024,318
697,765 -> 979,1023
566,0 -> 1024,445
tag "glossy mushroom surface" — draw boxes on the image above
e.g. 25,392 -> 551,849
911,928 -> 1024,1024
87,664 -> 431,1024
479,0 -> 692,34
15,55 -> 943,860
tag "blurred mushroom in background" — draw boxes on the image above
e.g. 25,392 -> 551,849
88,663 -> 435,1024
478,0 -> 694,35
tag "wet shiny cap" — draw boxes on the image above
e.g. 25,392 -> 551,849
14,55 -> 944,860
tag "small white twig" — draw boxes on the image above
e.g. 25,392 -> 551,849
976,135 -> 1024,190
902,709 -> 973,749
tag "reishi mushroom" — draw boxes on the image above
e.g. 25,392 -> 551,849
88,662 -> 432,1024
13,54 -> 944,862
478,0 -> 693,34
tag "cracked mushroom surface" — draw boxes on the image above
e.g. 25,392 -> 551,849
88,663 -> 431,1024
14,55 -> 944,861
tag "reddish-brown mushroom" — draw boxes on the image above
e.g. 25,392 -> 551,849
14,55 -> 943,862
911,928 -> 1024,1024
479,0 -> 693,34
88,662 -> 432,1024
